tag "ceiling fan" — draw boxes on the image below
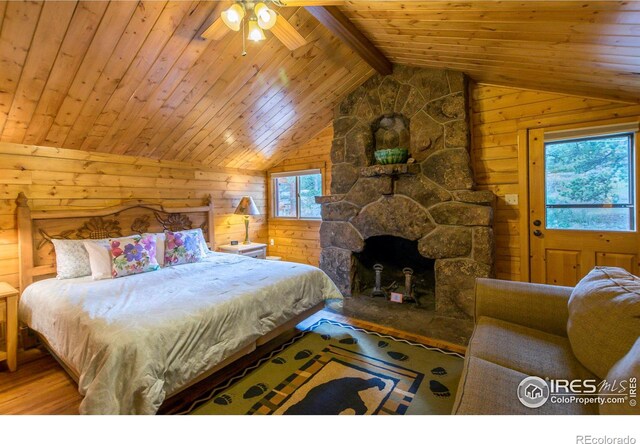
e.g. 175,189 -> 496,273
202,1 -> 308,53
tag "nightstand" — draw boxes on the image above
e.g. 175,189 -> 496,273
218,242 -> 267,259
0,282 -> 18,372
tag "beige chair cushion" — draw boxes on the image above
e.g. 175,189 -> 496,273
600,337 -> 640,415
453,356 -> 598,415
568,267 -> 640,379
471,317 -> 595,381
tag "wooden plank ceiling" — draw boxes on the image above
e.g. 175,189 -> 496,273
338,0 -> 640,104
0,1 -> 373,171
1,1 -> 639,171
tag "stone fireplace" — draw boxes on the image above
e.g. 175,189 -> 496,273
317,65 -> 495,319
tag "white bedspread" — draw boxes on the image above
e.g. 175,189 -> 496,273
19,253 -> 342,414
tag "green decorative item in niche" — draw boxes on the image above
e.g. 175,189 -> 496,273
374,148 -> 409,165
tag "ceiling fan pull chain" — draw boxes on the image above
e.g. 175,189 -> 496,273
242,18 -> 247,57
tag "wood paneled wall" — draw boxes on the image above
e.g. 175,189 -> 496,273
0,142 -> 267,291
267,125 -> 333,265
471,83 -> 640,282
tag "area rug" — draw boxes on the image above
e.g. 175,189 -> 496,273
181,319 -> 465,415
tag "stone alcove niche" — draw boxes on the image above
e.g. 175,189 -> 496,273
372,113 -> 410,151
318,64 -> 496,320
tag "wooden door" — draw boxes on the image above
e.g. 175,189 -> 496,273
529,121 -> 640,286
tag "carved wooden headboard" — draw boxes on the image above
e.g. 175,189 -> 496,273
15,192 -> 215,293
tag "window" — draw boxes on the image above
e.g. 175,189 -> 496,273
272,170 -> 322,219
544,130 -> 635,232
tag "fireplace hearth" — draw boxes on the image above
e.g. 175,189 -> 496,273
317,64 -> 495,320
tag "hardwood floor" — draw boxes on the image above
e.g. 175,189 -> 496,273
0,309 -> 465,415
0,348 -> 81,414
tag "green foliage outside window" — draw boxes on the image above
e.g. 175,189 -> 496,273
299,174 -> 322,218
274,172 -> 322,219
545,134 -> 634,231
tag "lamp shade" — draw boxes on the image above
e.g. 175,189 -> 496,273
247,20 -> 266,42
234,196 -> 260,216
255,2 -> 277,30
221,3 -> 245,32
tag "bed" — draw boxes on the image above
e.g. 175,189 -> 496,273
14,193 -> 342,414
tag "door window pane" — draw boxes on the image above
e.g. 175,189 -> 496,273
275,176 -> 297,218
299,174 -> 322,219
545,133 -> 634,231
546,207 -> 632,231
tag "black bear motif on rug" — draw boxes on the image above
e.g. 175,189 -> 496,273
283,377 -> 386,415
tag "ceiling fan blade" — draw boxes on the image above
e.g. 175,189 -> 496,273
201,16 -> 231,40
270,14 -> 308,51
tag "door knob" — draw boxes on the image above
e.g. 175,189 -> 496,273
533,230 -> 542,237
533,220 -> 542,226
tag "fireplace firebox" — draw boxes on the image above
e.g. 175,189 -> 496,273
353,236 -> 435,309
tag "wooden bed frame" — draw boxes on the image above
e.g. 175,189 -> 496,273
14,192 -> 323,410
15,191 -> 216,291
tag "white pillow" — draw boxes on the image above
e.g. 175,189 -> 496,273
51,239 -> 92,279
191,228 -> 210,256
83,239 -> 112,280
146,232 -> 166,266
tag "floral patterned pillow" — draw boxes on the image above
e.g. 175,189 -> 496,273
171,228 -> 209,257
109,234 -> 160,278
164,230 -> 204,266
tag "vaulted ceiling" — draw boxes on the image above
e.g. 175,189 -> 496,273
0,1 -> 374,171
0,1 -> 639,171
337,0 -> 640,104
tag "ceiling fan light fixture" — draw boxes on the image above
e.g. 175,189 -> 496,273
221,3 -> 245,32
248,19 -> 266,42
255,2 -> 277,30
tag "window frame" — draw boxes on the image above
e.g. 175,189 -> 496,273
543,130 -> 636,232
270,169 -> 323,221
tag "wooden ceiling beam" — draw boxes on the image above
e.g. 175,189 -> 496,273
305,6 -> 392,76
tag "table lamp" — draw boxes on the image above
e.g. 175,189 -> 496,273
234,196 -> 260,244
